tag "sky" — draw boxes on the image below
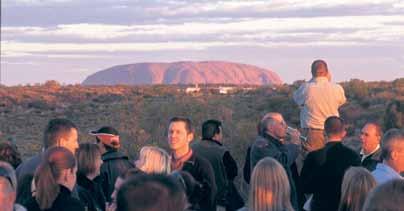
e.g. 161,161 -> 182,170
1,0 -> 404,86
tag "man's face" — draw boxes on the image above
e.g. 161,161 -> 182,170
391,141 -> 404,173
167,121 -> 193,152
267,114 -> 287,139
59,128 -> 79,154
360,124 -> 380,154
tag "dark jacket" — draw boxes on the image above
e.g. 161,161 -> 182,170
301,141 -> 361,211
99,150 -> 133,202
182,152 -> 217,211
243,146 -> 252,184
25,185 -> 85,211
77,174 -> 106,211
361,148 -> 382,172
16,153 -> 43,182
250,134 -> 300,210
192,139 -> 242,210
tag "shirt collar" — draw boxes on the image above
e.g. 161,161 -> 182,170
204,139 -> 223,146
361,144 -> 380,158
313,76 -> 329,83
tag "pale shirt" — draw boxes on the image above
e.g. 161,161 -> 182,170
372,163 -> 403,185
293,77 -> 346,129
360,144 -> 380,162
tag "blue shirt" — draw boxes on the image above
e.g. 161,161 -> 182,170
372,163 -> 403,185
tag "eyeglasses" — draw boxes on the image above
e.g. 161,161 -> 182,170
0,168 -> 14,189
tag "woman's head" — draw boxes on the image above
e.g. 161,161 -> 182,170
34,146 -> 76,210
75,143 -> 102,179
249,157 -> 293,211
338,167 -> 376,211
135,146 -> 171,174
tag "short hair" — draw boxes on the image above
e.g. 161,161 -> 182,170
324,116 -> 345,136
76,143 -> 102,176
202,119 -> 222,140
0,161 -> 17,192
117,174 -> 187,211
311,59 -> 328,77
169,117 -> 193,134
364,122 -> 383,138
43,118 -> 77,149
258,112 -> 282,136
249,157 -> 293,211
136,146 -> 171,174
0,141 -> 22,169
338,167 -> 376,211
362,179 -> 404,211
380,128 -> 404,160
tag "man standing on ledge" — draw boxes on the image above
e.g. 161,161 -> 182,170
293,59 -> 346,153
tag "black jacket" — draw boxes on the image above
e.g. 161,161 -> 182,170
361,147 -> 382,172
250,134 -> 300,210
99,150 -> 133,202
77,174 -> 106,211
301,141 -> 361,211
182,152 -> 217,211
25,185 -> 85,211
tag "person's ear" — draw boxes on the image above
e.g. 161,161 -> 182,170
187,133 -> 194,143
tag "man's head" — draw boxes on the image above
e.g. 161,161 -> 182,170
259,112 -> 288,140
0,161 -> 17,211
360,122 -> 383,154
43,118 -> 78,154
117,174 -> 187,211
167,117 -> 194,152
363,179 -> 404,211
311,59 -> 329,78
90,126 -> 120,152
380,128 -> 404,173
324,116 -> 346,140
202,119 -> 223,142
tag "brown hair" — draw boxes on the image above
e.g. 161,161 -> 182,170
0,141 -> 22,169
43,118 -> 77,149
76,143 -> 101,176
34,147 -> 76,210
338,167 -> 376,211
311,59 -> 328,77
169,117 -> 193,134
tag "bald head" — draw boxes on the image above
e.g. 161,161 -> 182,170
311,60 -> 328,77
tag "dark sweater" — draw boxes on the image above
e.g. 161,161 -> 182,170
25,185 -> 85,211
301,141 -> 361,211
77,174 -> 106,211
181,152 -> 217,211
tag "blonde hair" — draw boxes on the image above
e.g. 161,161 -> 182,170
248,157 -> 294,211
338,167 -> 376,211
136,146 -> 171,174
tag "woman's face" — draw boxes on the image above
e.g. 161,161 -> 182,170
94,156 -> 103,177
64,166 -> 77,191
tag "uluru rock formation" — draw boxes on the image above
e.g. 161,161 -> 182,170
82,61 -> 282,85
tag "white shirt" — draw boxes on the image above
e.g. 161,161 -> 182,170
293,77 -> 346,129
360,144 -> 380,162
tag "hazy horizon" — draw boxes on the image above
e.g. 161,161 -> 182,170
1,0 -> 404,86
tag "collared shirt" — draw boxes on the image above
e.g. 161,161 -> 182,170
360,144 -> 380,162
293,77 -> 346,129
372,163 -> 403,185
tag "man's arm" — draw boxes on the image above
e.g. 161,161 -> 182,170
293,83 -> 307,106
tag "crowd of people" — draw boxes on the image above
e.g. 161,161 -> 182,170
1,60 -> 404,211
